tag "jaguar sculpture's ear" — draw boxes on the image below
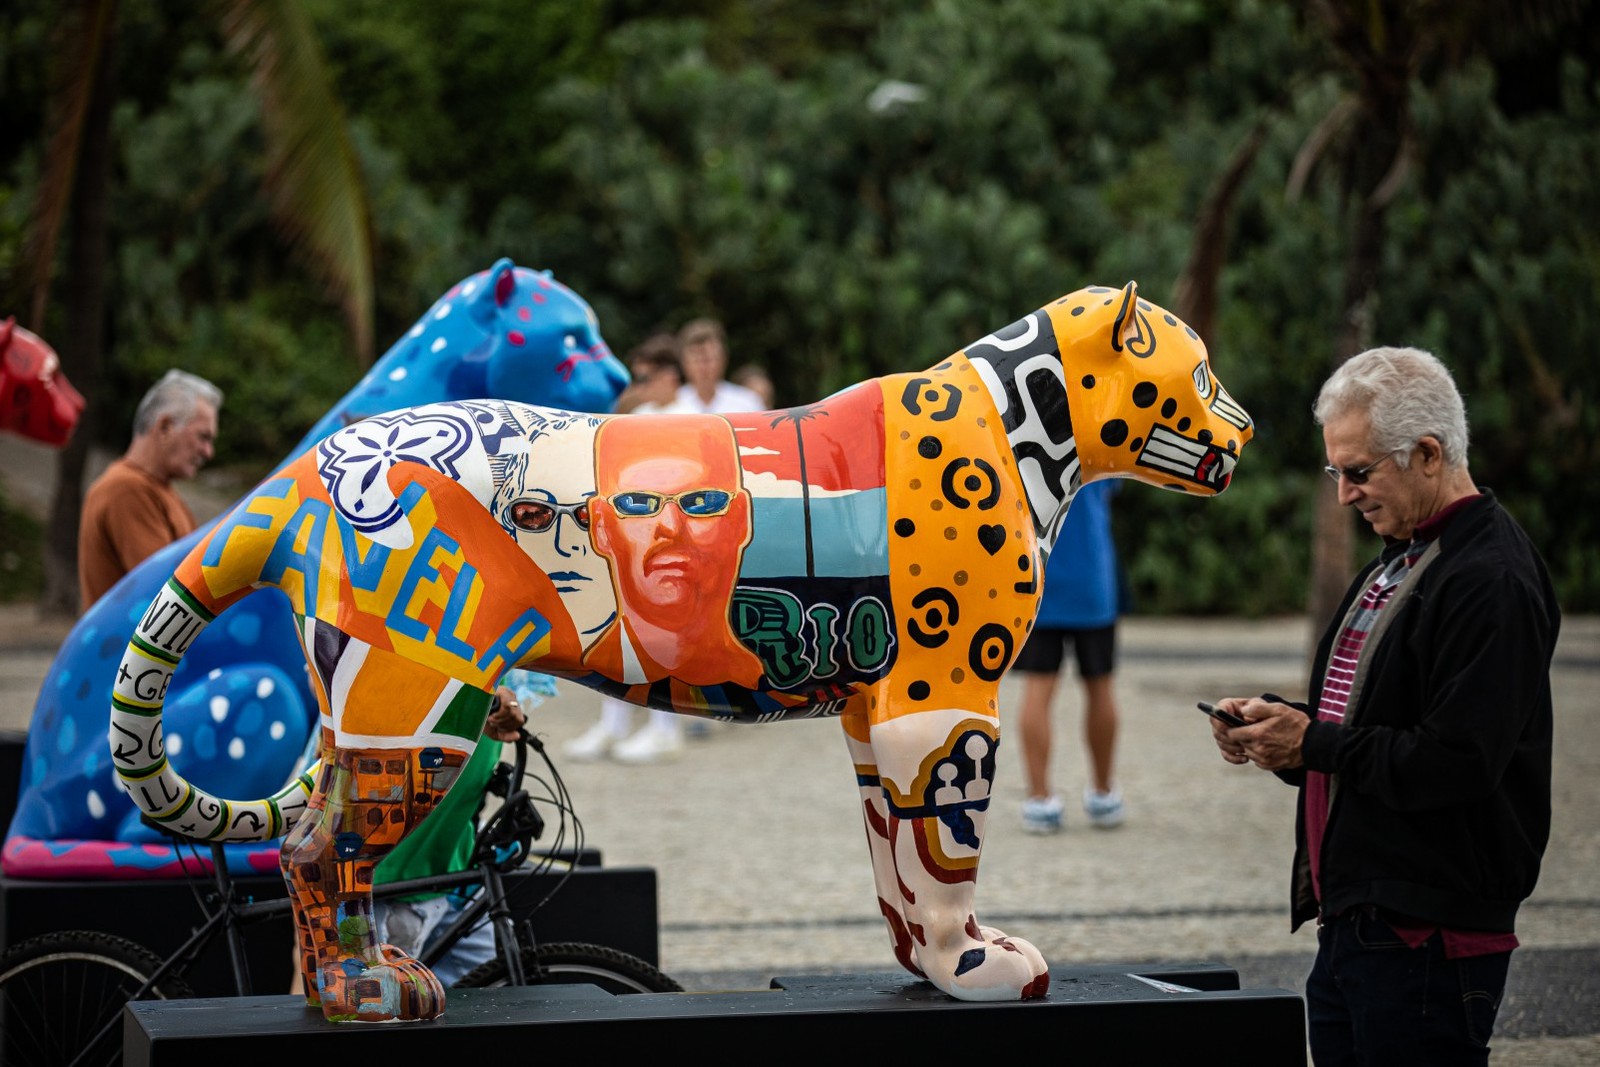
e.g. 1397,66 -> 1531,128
1111,281 -> 1153,357
473,256 -> 518,326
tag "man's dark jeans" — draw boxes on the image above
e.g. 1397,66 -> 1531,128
1307,905 -> 1512,1065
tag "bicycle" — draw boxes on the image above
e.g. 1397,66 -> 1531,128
0,728 -> 682,1067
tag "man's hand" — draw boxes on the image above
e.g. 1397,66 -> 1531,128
1210,697 -> 1308,771
485,685 -> 527,742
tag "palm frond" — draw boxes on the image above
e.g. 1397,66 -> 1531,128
218,0 -> 375,363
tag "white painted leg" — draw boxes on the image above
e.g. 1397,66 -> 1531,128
866,707 -> 1048,1001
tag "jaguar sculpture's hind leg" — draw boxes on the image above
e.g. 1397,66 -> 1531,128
282,743 -> 469,1022
842,700 -> 1048,1001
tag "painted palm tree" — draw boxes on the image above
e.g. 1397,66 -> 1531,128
768,403 -> 829,579
23,0 -> 374,616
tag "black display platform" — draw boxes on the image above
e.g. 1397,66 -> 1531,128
2,731 -> 659,986
124,963 -> 1307,1064
0,730 -> 22,839
0,863 -> 659,995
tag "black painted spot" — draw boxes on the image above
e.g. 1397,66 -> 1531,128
1164,314 -> 1177,326
894,518 -> 915,537
918,436 -> 942,459
1132,382 -> 1158,408
1186,326 -> 1199,340
1178,416 -> 1192,432
908,587 -> 960,648
1071,305 -> 1086,316
1100,420 -> 1129,447
1017,554 -> 1031,571
1161,398 -> 1177,419
1131,437 -> 1144,451
941,457 -> 1001,510
1198,428 -> 1214,444
968,623 -> 1015,682
908,680 -> 931,701
1081,374 -> 1096,389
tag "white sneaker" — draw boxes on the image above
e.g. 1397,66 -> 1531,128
562,722 -> 620,763
1083,786 -> 1125,829
611,726 -> 685,765
1021,794 -> 1064,834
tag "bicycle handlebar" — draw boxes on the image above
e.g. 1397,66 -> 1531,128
474,730 -> 546,870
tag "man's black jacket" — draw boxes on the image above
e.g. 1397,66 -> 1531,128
1281,491 -> 1559,933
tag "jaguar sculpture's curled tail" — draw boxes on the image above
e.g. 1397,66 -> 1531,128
112,281 -> 1252,1020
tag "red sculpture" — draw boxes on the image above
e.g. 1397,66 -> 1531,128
0,318 -> 84,447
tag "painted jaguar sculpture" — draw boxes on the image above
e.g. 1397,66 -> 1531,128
110,281 -> 1252,1019
4,259 -> 627,878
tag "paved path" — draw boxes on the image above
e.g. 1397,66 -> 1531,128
3,605 -> 1596,1062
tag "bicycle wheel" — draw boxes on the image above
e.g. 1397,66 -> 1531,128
0,930 -> 195,1067
453,942 -> 683,994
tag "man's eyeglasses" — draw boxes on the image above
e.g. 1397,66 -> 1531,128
609,488 -> 733,518
509,499 -> 591,533
1323,452 -> 1396,486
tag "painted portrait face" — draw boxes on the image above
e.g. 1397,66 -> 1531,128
492,415 -> 617,640
591,414 -> 751,630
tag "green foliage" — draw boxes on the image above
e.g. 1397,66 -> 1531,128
118,295 -> 353,472
1117,469 -> 1315,617
1377,54 -> 1600,613
3,0 -> 1596,614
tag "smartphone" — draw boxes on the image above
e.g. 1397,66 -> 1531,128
1197,700 -> 1247,729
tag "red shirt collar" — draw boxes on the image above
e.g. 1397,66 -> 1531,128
1413,491 -> 1480,543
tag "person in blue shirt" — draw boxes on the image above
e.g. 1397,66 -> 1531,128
1011,479 -> 1126,833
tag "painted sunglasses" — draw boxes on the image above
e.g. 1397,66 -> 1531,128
608,488 -> 734,518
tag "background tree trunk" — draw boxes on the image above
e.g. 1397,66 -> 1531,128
38,31 -> 117,621
1172,122 -> 1267,344
1305,131 -> 1401,644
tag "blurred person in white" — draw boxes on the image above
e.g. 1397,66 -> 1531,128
675,317 -> 764,414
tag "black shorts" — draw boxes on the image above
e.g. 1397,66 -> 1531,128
1012,622 -> 1117,679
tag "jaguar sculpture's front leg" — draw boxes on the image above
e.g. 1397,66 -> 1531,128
842,700 -> 1048,1001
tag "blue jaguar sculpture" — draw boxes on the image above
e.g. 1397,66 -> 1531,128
3,258 -> 628,878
